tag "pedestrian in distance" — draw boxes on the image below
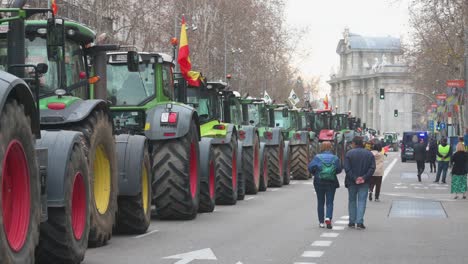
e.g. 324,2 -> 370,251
451,143 -> 468,199
428,137 -> 437,173
308,141 -> 342,229
369,142 -> 384,202
344,136 -> 376,230
413,138 -> 426,182
434,138 -> 451,184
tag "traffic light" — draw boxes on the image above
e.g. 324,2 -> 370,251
380,88 -> 385,100
394,109 -> 398,117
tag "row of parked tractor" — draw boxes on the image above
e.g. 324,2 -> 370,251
0,4 -> 366,264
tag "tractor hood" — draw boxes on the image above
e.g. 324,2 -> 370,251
319,129 -> 335,141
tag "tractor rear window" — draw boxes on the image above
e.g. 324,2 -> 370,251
107,63 -> 155,105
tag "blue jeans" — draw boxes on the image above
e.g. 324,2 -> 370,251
348,183 -> 369,224
435,161 -> 449,183
314,184 -> 336,223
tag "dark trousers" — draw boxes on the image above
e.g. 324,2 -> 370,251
435,161 -> 449,183
369,176 -> 382,199
314,184 -> 336,223
429,161 -> 436,172
416,160 -> 425,176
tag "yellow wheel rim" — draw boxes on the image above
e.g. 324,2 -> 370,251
142,163 -> 149,214
93,145 -> 111,214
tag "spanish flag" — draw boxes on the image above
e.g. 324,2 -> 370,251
323,94 -> 329,109
51,0 -> 58,15
177,16 -> 201,87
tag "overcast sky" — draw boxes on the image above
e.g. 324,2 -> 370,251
285,0 -> 410,96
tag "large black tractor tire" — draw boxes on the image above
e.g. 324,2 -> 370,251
198,145 -> 216,213
336,141 -> 345,168
36,143 -> 90,264
243,136 -> 261,195
290,144 -> 309,180
237,142 -> 245,200
0,101 -> 40,264
282,142 -> 291,185
115,145 -> 151,234
267,140 -> 284,188
309,140 -> 319,161
153,121 -> 200,220
71,110 -> 118,247
258,144 -> 269,192
213,134 -> 238,205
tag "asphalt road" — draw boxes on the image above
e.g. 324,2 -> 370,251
84,152 -> 468,264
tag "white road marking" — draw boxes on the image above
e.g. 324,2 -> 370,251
382,158 -> 398,182
414,186 -> 429,189
302,251 -> 324,258
340,215 -> 349,219
293,262 -> 316,264
410,183 -> 423,186
270,188 -> 279,192
163,248 -> 217,264
394,186 -> 408,189
134,229 -> 158,239
311,240 -> 332,247
245,197 -> 255,201
290,181 -> 298,185
332,226 -> 345,230
434,187 -> 448,190
334,220 -> 348,225
320,232 -> 339,238
429,184 -> 439,186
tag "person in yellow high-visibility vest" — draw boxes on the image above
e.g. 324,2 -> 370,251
434,138 -> 451,184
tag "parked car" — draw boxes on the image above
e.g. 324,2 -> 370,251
401,131 -> 428,162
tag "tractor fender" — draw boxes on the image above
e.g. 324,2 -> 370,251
40,99 -> 109,125
145,103 -> 199,141
0,72 -> 39,136
199,137 -> 213,182
115,134 -> 147,196
289,131 -> 309,146
282,140 -> 291,179
35,130 -> 83,207
238,125 -> 257,147
264,127 -> 283,146
211,124 -> 237,145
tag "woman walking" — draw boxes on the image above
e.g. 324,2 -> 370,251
369,142 -> 384,201
308,141 -> 342,229
428,137 -> 437,173
451,143 -> 468,199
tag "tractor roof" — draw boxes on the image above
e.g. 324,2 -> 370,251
25,20 -> 95,45
206,81 -> 228,91
107,51 -> 174,65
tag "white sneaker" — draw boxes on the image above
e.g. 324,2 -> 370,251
319,223 -> 325,228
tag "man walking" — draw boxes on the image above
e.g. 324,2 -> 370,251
413,138 -> 426,182
434,138 -> 451,184
344,136 -> 376,230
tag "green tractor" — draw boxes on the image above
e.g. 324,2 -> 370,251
7,16 -> 153,252
332,113 -> 354,163
273,106 -> 310,180
383,132 -> 399,151
222,93 -> 275,192
179,80 -> 240,209
0,6 -> 92,264
105,51 -> 201,219
239,98 -> 290,187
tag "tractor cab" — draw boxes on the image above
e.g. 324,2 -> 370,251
239,98 -> 270,128
186,81 -> 222,124
313,109 -> 333,141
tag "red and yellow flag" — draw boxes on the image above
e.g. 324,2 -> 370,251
323,94 -> 329,109
177,16 -> 201,87
51,0 -> 58,15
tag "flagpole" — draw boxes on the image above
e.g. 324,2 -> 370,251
224,22 -> 227,82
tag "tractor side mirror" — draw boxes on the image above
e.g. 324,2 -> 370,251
46,18 -> 65,61
127,51 -> 140,72
36,63 -> 48,74
249,120 -> 254,125
282,108 -> 288,117
276,123 -> 280,127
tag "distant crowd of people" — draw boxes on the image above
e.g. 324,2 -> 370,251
306,130 -> 468,231
413,133 -> 468,199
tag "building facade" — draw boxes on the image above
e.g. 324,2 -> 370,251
328,29 -> 413,135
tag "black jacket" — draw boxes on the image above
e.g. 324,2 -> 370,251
344,147 -> 376,187
427,140 -> 437,162
413,142 -> 426,161
451,151 -> 468,175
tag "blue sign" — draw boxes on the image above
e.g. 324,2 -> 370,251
440,122 -> 446,129
428,120 -> 434,130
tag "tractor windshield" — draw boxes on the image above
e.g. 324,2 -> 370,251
334,114 -> 348,130
313,112 -> 331,131
0,37 -> 59,94
274,110 -> 293,129
186,87 -> 219,123
247,103 -> 269,127
107,63 -> 155,106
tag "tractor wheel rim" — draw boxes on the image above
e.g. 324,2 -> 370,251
94,145 -> 111,214
71,172 -> 86,240
189,142 -> 198,199
209,160 -> 215,198
1,140 -> 30,252
232,150 -> 237,189
253,145 -> 259,186
142,164 -> 149,214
